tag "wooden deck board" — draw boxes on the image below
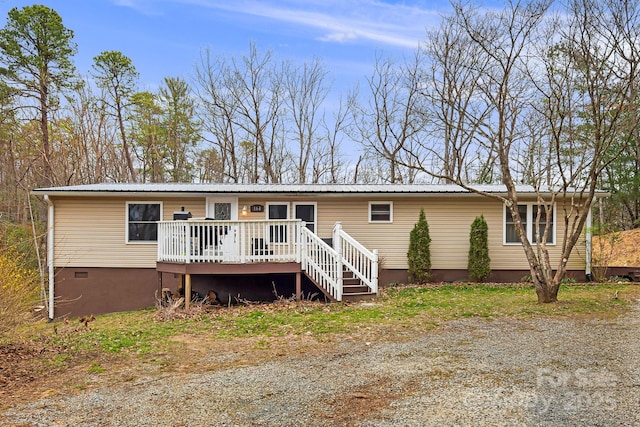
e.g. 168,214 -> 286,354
156,261 -> 302,275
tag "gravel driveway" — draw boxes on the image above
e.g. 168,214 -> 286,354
3,300 -> 640,427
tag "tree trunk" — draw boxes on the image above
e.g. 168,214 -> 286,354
117,104 -> 137,182
534,279 -> 559,303
40,84 -> 53,187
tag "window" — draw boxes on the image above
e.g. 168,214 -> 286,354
267,202 -> 289,243
127,202 -> 162,243
206,197 -> 238,220
505,205 -> 528,244
369,202 -> 393,223
532,205 -> 553,244
213,202 -> 231,220
504,203 -> 554,245
294,203 -> 316,233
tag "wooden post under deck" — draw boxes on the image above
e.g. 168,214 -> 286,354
295,272 -> 301,301
185,273 -> 192,310
157,271 -> 162,299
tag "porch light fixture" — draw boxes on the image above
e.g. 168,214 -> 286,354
242,205 -> 248,216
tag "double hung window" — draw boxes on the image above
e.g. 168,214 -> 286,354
504,204 -> 554,245
127,202 -> 162,243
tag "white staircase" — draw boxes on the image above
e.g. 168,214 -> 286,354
300,222 -> 378,301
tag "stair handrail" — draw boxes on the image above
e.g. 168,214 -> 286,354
333,222 -> 379,294
300,226 -> 342,301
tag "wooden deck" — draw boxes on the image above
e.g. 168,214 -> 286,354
156,219 -> 379,305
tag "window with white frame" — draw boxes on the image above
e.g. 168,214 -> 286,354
369,201 -> 393,223
267,202 -> 289,243
294,203 -> 316,233
127,202 -> 162,243
504,203 -> 554,245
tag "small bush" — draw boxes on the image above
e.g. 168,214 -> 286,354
0,221 -> 41,271
0,244 -> 40,338
468,215 -> 491,282
407,208 -> 431,284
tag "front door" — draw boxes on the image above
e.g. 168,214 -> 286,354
206,197 -> 238,260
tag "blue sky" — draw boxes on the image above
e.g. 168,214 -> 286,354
0,0 -> 453,93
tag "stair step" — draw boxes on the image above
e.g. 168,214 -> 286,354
343,284 -> 370,294
342,277 -> 361,286
342,292 -> 377,302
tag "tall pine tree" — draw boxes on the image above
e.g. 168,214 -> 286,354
0,5 -> 77,186
407,208 -> 431,283
468,215 -> 491,282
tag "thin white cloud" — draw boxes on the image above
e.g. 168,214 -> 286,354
180,0 -> 442,48
112,0 -> 163,15
321,32 -> 359,43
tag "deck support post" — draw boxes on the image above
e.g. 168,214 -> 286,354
295,272 -> 301,301
185,273 -> 192,310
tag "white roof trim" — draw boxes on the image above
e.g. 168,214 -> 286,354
31,183 -> 609,198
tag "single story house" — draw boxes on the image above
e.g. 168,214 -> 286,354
32,183 -> 597,318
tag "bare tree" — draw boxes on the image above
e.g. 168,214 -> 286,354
594,0 -> 640,230
194,148 -> 224,182
313,94 -> 353,183
281,58 -> 330,183
533,0 -> 640,291
399,0 -> 640,302
194,44 -> 286,183
193,48 -> 241,182
420,14 -> 493,183
433,0 -> 566,303
352,52 -> 427,183
62,81 -> 124,183
234,43 -> 282,183
0,85 -> 36,222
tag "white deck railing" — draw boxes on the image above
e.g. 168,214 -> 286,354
157,219 -> 378,300
158,219 -> 303,264
333,222 -> 379,294
300,227 -> 342,300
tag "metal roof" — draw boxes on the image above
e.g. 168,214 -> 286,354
31,182 -> 608,197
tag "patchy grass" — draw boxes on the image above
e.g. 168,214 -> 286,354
2,282 -> 639,411
37,283 -> 640,355
382,283 -> 636,321
44,309 -> 199,355
87,362 -> 106,374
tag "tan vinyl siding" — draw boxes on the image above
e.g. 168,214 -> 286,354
53,196 -> 206,268
239,195 -> 585,271
53,194 -> 586,271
